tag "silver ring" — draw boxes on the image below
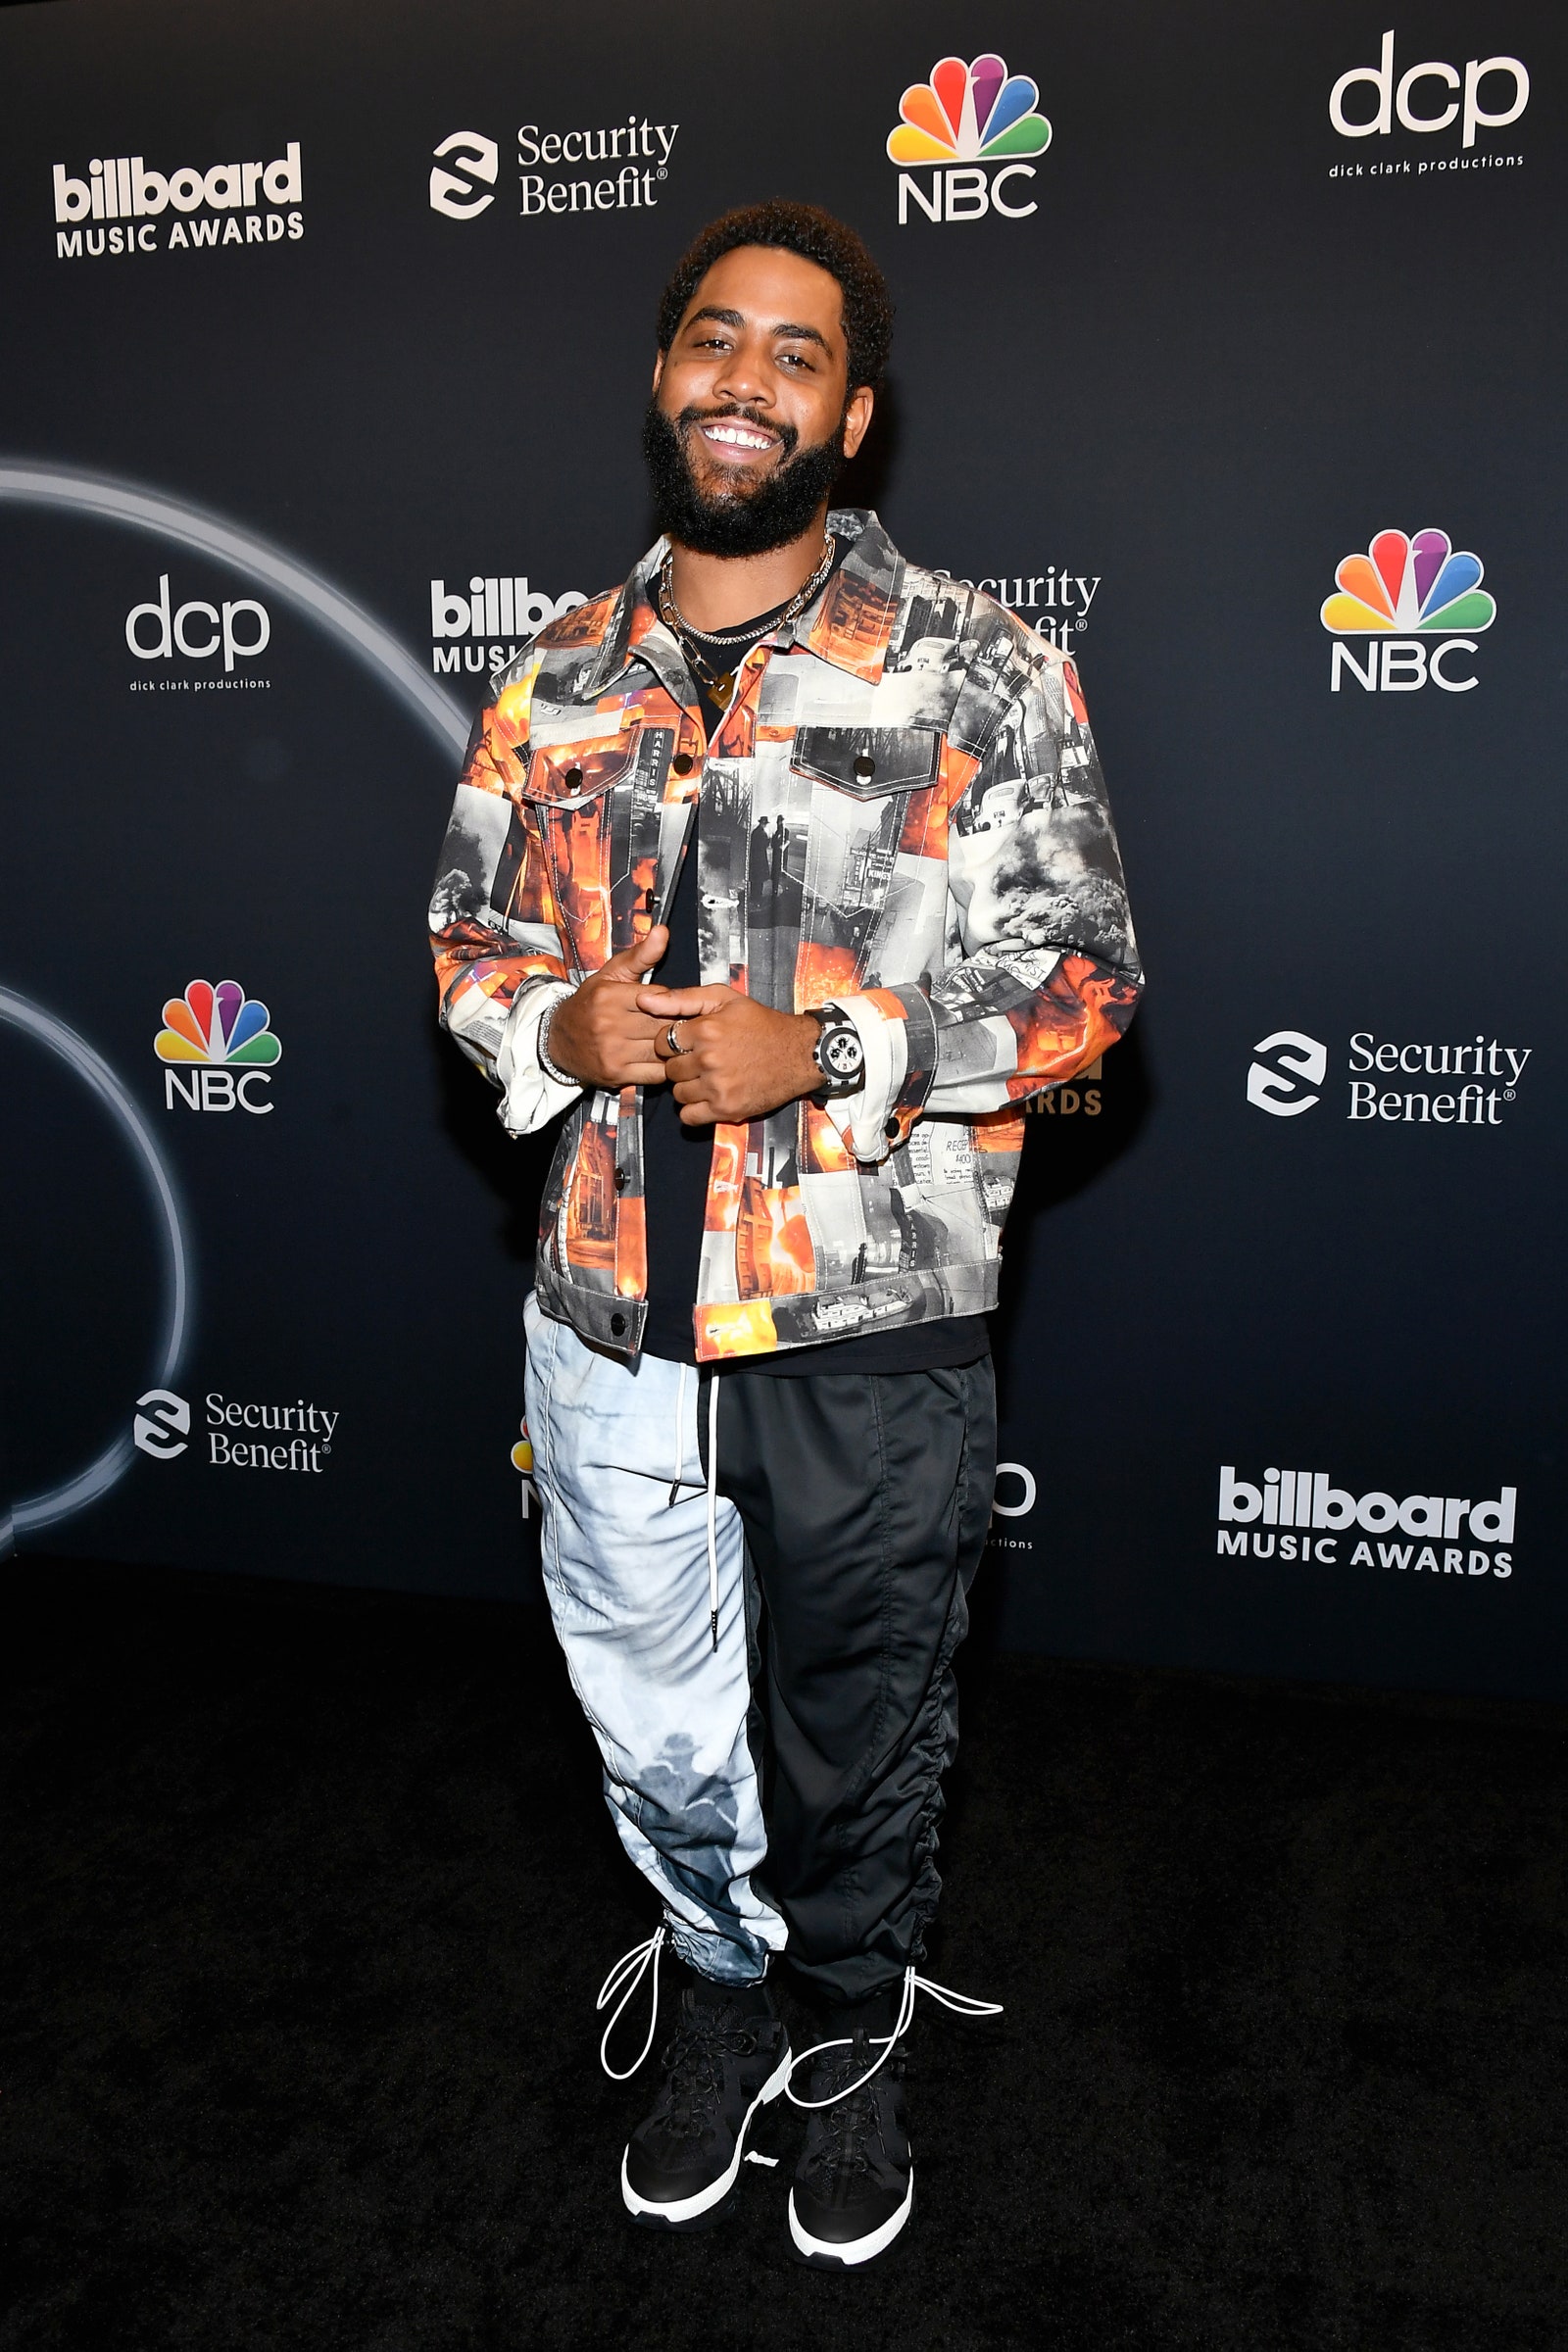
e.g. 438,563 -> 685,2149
665,1022 -> 682,1056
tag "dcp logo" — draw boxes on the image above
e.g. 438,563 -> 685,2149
1330,32 -> 1528,149
1248,1032 -> 1327,1116
134,1388 -> 189,1459
430,132 -> 498,219
127,575 -> 270,673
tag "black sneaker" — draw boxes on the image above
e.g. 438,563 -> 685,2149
621,1983 -> 791,2230
788,2030 -> 914,2267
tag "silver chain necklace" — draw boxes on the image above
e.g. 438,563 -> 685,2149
656,533 -> 836,702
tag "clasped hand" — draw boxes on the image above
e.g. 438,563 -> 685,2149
543,926 -> 820,1124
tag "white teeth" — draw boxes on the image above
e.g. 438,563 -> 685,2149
705,423 -> 772,450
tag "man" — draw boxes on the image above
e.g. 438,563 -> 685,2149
429,200 -> 1141,2266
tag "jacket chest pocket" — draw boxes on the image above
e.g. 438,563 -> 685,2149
789,727 -> 942,948
517,728 -> 646,973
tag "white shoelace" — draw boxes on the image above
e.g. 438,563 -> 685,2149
596,1925 -> 666,2081
784,1966 -> 1003,2109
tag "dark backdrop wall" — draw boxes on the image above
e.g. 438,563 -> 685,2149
3,0 -> 1563,1700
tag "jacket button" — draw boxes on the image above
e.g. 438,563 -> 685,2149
564,765 -> 584,789
611,1311 -> 627,1337
644,886 -> 658,911
613,1167 -> 627,1191
884,1118 -> 901,1140
854,754 -> 876,781
671,753 -> 694,777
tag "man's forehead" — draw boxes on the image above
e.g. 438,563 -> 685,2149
681,246 -> 846,343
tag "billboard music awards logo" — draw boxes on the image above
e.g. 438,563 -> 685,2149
888,53 -> 1051,224
429,573 -> 588,673
1025,1056 -> 1102,1117
1329,31 -> 1528,176
1216,1465 -> 1515,1578
1247,1029 -> 1530,1127
156,980 -> 281,1113
134,1389 -> 339,1472
126,575 -> 270,688
429,117 -> 679,222
1320,528 -> 1494,692
53,143 -> 304,260
512,1419 -> 1040,1544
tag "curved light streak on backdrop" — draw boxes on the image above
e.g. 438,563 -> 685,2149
0,460 -> 471,757
0,462 -> 469,1550
0,990 -> 192,1556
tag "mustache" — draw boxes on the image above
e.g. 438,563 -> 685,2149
677,403 -> 800,461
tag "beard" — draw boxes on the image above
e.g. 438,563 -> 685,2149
642,398 -> 846,558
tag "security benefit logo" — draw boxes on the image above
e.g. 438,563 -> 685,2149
888,53 -> 1051,224
429,572 -> 587,675
1320,527 -> 1495,693
1329,30 -> 1528,179
934,565 -> 1102,653
134,1390 -> 339,1474
155,980 -> 281,1113
1248,1029 -> 1530,1128
126,576 -> 270,693
430,115 -> 679,223
1216,1466 -> 1516,1579
53,143 -> 304,262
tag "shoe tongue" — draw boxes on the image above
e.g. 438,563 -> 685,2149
685,1983 -> 752,2032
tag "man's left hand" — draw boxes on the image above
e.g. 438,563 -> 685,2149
636,982 -> 821,1125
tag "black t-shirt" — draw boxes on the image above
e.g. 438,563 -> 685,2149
639,569 -> 987,1375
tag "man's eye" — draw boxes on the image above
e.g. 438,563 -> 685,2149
779,351 -> 812,369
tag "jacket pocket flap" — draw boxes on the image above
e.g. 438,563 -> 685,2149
522,734 -> 639,807
791,726 -> 940,798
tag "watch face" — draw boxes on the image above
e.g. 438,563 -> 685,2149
822,1027 -> 863,1077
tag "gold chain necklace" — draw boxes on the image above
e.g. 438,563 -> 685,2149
656,533 -> 836,705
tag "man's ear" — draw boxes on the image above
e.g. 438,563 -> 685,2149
842,384 -> 875,460
651,350 -> 664,395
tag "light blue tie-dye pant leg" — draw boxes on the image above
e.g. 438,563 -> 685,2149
523,1290 -> 785,1984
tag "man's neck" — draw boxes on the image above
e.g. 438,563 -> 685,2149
666,510 -> 832,632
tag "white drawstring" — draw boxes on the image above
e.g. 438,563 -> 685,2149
784,1966 -> 1003,2110
668,1363 -> 688,1505
705,1371 -> 721,1652
596,1926 -> 666,2080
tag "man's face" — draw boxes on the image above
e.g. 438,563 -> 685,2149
644,244 -> 874,558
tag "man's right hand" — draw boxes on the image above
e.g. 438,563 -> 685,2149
543,925 -> 670,1089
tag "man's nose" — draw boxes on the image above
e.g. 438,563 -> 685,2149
711,344 -> 774,409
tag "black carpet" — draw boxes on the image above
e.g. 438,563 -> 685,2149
3,1560 -> 1565,2352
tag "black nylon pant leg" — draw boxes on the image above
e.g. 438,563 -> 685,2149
707,1359 -> 996,2006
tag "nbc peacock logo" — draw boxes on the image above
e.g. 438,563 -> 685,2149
887,53 -> 1051,226
155,978 -> 281,1114
1321,527 -> 1496,695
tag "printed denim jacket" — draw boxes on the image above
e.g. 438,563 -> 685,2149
429,510 -> 1142,1362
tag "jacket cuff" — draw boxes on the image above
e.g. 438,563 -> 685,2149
495,979 -> 580,1136
824,985 -> 938,1164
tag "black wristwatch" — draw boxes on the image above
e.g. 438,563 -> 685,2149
807,1004 -> 866,1100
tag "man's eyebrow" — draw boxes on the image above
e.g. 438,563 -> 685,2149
684,305 -> 833,353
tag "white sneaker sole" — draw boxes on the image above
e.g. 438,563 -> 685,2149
788,2170 -> 915,2267
620,2044 -> 792,2229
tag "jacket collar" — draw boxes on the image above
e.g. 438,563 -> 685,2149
577,509 -> 904,702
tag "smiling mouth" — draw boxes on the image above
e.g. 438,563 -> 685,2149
696,417 -> 779,459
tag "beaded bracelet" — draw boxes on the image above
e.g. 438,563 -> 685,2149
536,996 -> 578,1089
